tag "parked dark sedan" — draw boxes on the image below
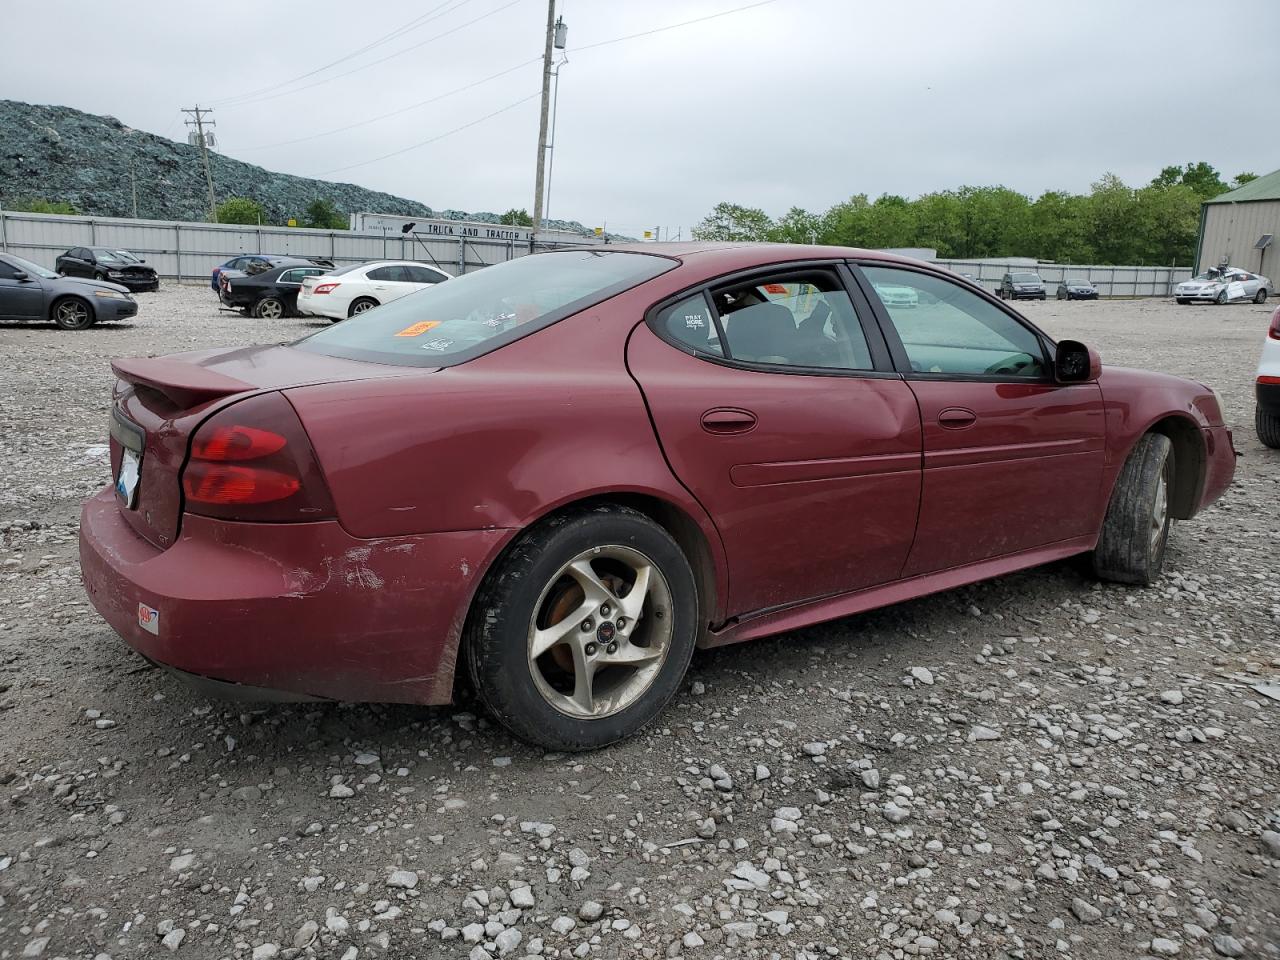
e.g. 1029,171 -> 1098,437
210,254 -> 334,292
0,253 -> 137,329
1057,278 -> 1100,300
218,261 -> 331,318
997,271 -> 1046,300
56,247 -> 159,291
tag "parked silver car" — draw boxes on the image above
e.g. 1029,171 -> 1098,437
0,252 -> 137,329
1175,267 -> 1271,305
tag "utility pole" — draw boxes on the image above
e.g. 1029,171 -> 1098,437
129,160 -> 138,219
182,105 -> 219,223
531,0 -> 556,237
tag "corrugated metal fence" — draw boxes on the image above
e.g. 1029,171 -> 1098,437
0,210 -> 581,279
0,210 -> 1196,296
936,259 -> 1193,298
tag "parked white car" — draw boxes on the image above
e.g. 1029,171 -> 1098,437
1175,267 -> 1271,305
1257,305 -> 1280,448
297,261 -> 451,321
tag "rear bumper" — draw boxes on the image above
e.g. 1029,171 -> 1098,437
79,487 -> 511,704
296,294 -> 343,320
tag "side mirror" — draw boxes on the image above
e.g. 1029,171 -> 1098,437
1055,339 -> 1101,383
12,270 -> 28,281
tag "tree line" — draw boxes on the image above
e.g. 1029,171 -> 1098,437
692,163 -> 1258,266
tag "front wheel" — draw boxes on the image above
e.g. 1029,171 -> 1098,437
1176,298 -> 1189,305
52,297 -> 94,330
1092,433 -> 1174,585
253,297 -> 285,320
465,506 -> 698,751
1216,289 -> 1228,305
1258,405 -> 1280,448
1255,288 -> 1268,304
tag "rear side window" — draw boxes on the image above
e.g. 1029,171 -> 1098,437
369,265 -> 408,282
405,265 -> 446,284
298,250 -> 674,368
655,293 -> 723,357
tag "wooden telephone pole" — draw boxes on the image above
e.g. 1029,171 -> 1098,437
182,106 -> 219,223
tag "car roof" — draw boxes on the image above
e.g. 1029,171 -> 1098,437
558,241 -> 939,275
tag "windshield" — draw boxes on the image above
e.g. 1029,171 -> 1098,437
4,254 -> 59,280
1192,272 -> 1222,281
297,250 -> 674,368
92,248 -> 128,263
1011,272 -> 1040,282
325,263 -> 368,277
1066,278 -> 1090,285
110,249 -> 141,262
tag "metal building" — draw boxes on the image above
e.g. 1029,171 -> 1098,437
1195,168 -> 1280,277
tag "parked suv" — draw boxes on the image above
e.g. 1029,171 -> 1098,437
1257,305 -> 1280,447
998,272 -> 1046,300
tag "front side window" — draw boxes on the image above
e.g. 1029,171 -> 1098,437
298,250 -> 674,368
3,255 -> 58,280
712,272 -> 873,370
862,265 -> 1047,379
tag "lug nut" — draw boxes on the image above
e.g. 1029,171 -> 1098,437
600,603 -> 611,617
581,619 -> 593,632
585,642 -> 598,656
606,642 -> 618,654
616,617 -> 627,630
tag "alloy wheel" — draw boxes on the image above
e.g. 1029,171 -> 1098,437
55,300 -> 90,327
1150,463 -> 1169,553
527,545 -> 673,719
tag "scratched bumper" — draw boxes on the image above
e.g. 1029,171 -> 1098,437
79,486 -> 510,703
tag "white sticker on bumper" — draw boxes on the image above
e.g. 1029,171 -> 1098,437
137,603 -> 160,635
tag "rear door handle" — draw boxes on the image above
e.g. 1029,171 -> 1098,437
701,408 -> 758,434
938,407 -> 977,429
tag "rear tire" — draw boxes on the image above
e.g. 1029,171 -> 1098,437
253,297 -> 285,320
464,505 -> 698,751
1258,405 -> 1280,449
348,297 -> 379,317
51,296 -> 94,330
1092,433 -> 1174,585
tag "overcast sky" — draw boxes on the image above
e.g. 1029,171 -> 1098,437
3,0 -> 1278,235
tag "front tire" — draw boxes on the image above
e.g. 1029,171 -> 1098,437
253,297 -> 285,320
1092,433 -> 1174,585
1258,405 -> 1280,449
1255,288 -> 1268,304
465,506 -> 698,751
51,297 -> 94,330
1176,298 -> 1189,305
1216,289 -> 1228,305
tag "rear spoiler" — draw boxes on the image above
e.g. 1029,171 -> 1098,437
111,357 -> 252,408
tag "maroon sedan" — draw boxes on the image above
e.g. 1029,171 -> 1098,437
80,244 -> 1236,750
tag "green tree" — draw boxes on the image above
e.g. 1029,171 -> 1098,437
8,198 -> 80,215
1232,172 -> 1258,187
1151,162 -> 1228,200
501,208 -> 533,227
692,202 -> 775,241
215,197 -> 266,225
303,199 -> 348,230
768,207 -> 822,244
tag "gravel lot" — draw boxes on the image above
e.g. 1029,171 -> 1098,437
1,284 -> 1278,960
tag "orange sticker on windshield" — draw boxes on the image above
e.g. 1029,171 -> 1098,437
395,321 -> 441,337
762,283 -> 789,294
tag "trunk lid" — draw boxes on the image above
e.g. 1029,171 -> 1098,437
108,344 -> 430,548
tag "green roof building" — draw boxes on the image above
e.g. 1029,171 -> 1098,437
1195,168 -> 1280,277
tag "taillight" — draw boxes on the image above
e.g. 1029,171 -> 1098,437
1269,306 -> 1280,340
313,283 -> 340,295
182,392 -> 335,522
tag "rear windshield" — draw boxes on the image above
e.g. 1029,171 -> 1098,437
1011,272 -> 1040,282
296,250 -> 674,367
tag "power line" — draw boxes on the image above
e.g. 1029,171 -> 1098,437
210,0 -> 469,107
214,0 -> 526,110
318,92 -> 541,176
238,57 -> 542,152
575,0 -> 781,53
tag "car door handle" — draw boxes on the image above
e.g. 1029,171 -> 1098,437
701,408 -> 758,434
938,407 -> 977,429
